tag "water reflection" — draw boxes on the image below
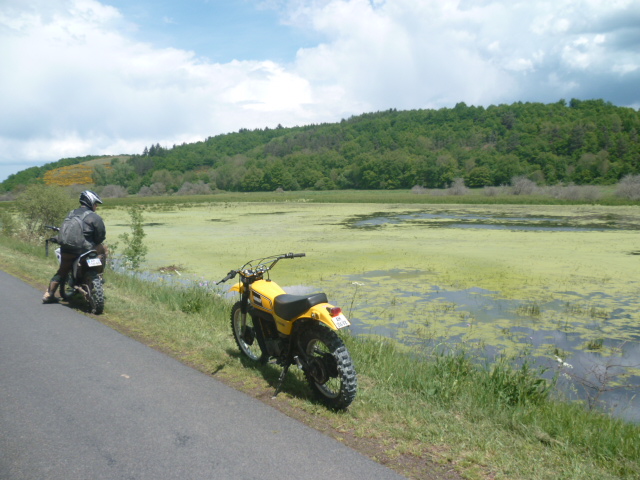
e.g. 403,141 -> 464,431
336,269 -> 640,423
348,210 -> 640,231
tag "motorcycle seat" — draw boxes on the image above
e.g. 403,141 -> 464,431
274,293 -> 328,321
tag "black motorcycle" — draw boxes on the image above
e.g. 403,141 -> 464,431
45,226 -> 105,314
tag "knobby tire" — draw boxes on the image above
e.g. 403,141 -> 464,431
299,323 -> 357,410
230,301 -> 262,362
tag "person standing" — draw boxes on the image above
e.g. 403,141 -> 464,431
42,190 -> 107,303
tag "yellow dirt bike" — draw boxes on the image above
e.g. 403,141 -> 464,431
217,253 -> 357,410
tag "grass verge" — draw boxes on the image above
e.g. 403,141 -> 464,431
1,235 -> 638,480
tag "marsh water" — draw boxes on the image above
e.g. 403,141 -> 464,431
348,209 -> 640,232
109,204 -> 640,423
339,210 -> 640,422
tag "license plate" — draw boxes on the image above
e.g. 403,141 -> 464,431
332,313 -> 350,329
86,258 -> 102,267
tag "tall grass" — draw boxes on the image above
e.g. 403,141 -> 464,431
346,333 -> 639,478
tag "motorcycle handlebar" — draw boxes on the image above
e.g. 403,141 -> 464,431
45,225 -> 60,232
216,270 -> 237,285
217,253 -> 305,284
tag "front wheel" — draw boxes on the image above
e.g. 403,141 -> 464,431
230,301 -> 263,361
299,324 -> 357,410
59,277 -> 72,301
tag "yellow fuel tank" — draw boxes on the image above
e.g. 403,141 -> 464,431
250,280 -> 286,314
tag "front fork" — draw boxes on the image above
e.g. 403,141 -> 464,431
239,295 -> 270,364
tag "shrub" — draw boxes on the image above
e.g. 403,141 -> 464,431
100,184 -> 129,198
0,210 -> 18,237
547,184 -> 602,201
138,186 -> 152,197
615,175 -> 640,200
138,182 -> 167,197
447,178 -> 469,196
14,184 -> 76,237
483,186 -> 507,197
511,176 -> 538,195
176,181 -> 212,196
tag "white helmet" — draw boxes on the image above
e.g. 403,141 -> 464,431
79,190 -> 103,208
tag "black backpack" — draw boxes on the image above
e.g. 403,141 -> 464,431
58,210 -> 92,250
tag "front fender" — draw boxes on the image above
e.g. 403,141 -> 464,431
229,282 -> 243,294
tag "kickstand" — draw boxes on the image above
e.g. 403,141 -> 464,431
272,364 -> 290,399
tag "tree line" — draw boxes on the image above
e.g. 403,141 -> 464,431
2,99 -> 639,194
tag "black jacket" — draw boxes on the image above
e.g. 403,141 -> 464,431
60,206 -> 106,254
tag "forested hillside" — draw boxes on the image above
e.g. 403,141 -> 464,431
3,99 -> 639,194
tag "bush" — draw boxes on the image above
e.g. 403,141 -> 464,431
0,210 -> 18,237
616,175 -> 640,200
138,182 -> 167,197
14,184 -> 76,237
447,178 -> 469,196
511,176 -> 538,195
176,181 -> 212,196
100,184 -> 129,198
546,184 -> 601,201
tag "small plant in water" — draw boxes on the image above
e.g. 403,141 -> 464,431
348,282 -> 364,319
119,207 -> 149,270
584,338 -> 604,350
517,302 -> 541,317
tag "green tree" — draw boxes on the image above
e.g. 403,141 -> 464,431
92,165 -> 110,186
467,166 -> 493,187
242,167 -> 264,191
15,184 -> 75,236
110,162 -> 136,189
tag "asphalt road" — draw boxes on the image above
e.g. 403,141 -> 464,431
0,270 -> 406,480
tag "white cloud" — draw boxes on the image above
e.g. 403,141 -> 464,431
1,0 -> 639,181
0,0 -> 337,180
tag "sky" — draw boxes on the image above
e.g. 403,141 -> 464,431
1,0 -> 639,183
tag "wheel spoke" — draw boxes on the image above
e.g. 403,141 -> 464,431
231,302 -> 262,361
301,324 -> 357,409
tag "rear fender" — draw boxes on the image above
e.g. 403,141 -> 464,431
276,303 -> 343,335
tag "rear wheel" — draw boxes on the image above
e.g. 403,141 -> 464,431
299,324 -> 357,410
230,301 -> 262,361
87,275 -> 105,314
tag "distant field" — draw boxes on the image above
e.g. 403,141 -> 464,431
102,184 -> 632,207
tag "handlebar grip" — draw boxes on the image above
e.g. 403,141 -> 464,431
216,270 -> 237,284
286,252 -> 306,258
